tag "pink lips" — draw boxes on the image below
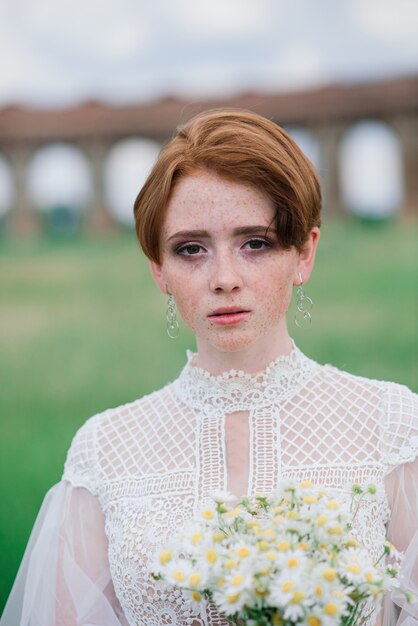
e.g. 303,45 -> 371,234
208,307 -> 250,326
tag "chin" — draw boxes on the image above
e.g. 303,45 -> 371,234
208,331 -> 259,353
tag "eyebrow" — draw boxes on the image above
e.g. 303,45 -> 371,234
167,225 -> 276,242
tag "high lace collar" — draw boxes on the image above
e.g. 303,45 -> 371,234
171,341 -> 319,416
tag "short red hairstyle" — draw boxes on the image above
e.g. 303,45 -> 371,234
134,109 -> 321,263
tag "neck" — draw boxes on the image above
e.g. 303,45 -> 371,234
194,324 -> 293,376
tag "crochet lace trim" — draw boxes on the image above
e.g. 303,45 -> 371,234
172,342 -> 320,415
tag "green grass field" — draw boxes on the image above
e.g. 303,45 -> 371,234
1,217 -> 417,608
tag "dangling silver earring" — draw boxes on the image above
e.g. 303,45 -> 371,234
294,272 -> 313,328
166,294 -> 179,339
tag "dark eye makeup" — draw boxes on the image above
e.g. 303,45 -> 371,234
174,243 -> 205,256
173,235 -> 276,257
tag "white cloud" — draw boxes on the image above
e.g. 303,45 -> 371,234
15,0 -> 152,62
168,0 -> 273,39
265,43 -> 329,90
0,0 -> 417,106
352,0 -> 418,41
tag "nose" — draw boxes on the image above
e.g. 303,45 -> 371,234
209,250 -> 244,293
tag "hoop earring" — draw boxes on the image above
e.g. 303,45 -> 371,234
294,272 -> 313,328
166,294 -> 179,339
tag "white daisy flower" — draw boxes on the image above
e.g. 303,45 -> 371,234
164,559 -> 194,588
212,586 -> 249,616
224,568 -> 254,594
338,547 -> 374,584
275,548 -> 310,573
270,569 -> 309,606
208,490 -> 238,505
318,587 -> 353,626
196,501 -> 220,523
181,587 -> 207,613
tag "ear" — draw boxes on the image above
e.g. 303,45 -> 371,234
294,227 -> 320,285
149,260 -> 168,294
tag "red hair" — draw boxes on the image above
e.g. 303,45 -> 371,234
134,108 -> 321,263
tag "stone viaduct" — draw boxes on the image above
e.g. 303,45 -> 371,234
0,75 -> 417,235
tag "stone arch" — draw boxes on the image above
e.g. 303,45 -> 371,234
339,120 -> 404,218
26,142 -> 93,233
285,126 -> 322,173
0,153 -> 14,220
104,137 -> 161,227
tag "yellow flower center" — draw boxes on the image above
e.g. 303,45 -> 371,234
328,524 -> 343,536
205,549 -> 217,564
299,542 -> 308,550
277,540 -> 290,551
316,515 -> 329,527
346,537 -> 358,548
225,507 -> 241,518
227,592 -> 240,603
247,519 -> 259,529
291,590 -> 305,604
225,558 -> 237,570
326,499 -> 339,510
237,547 -> 250,558
189,573 -> 201,586
365,572 -> 374,583
286,511 -> 299,520
266,551 -> 277,561
315,585 -> 323,597
202,509 -> 214,520
281,581 -> 293,593
192,591 -> 201,601
322,568 -> 337,582
173,570 -> 185,582
307,616 -> 321,626
300,480 -> 313,488
232,575 -> 244,586
255,587 -> 267,596
159,549 -> 172,564
264,528 -> 276,537
191,532 -> 203,545
346,563 -> 361,575
212,532 -> 224,543
303,495 -> 318,504
287,558 -> 299,568
324,603 -> 338,616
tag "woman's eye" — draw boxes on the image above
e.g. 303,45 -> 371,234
176,243 -> 204,256
243,238 -> 271,250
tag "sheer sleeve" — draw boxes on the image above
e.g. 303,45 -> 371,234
1,416 -> 129,626
382,383 -> 418,626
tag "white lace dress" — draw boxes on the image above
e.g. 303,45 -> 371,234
2,345 -> 418,626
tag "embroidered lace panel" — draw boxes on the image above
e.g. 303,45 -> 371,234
63,346 -> 418,626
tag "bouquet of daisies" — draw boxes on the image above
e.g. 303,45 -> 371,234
151,482 -> 414,626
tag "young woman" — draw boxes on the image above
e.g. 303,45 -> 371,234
2,110 -> 417,626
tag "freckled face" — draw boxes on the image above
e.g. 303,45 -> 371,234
154,169 -> 301,354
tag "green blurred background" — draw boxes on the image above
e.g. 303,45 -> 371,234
1,217 -> 417,608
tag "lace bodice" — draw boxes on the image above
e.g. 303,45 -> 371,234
60,344 -> 418,626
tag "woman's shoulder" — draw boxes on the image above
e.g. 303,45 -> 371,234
316,360 -> 418,467
317,358 -> 417,401
62,382 -> 178,491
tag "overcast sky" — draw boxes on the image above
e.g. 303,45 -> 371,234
1,0 -> 418,108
